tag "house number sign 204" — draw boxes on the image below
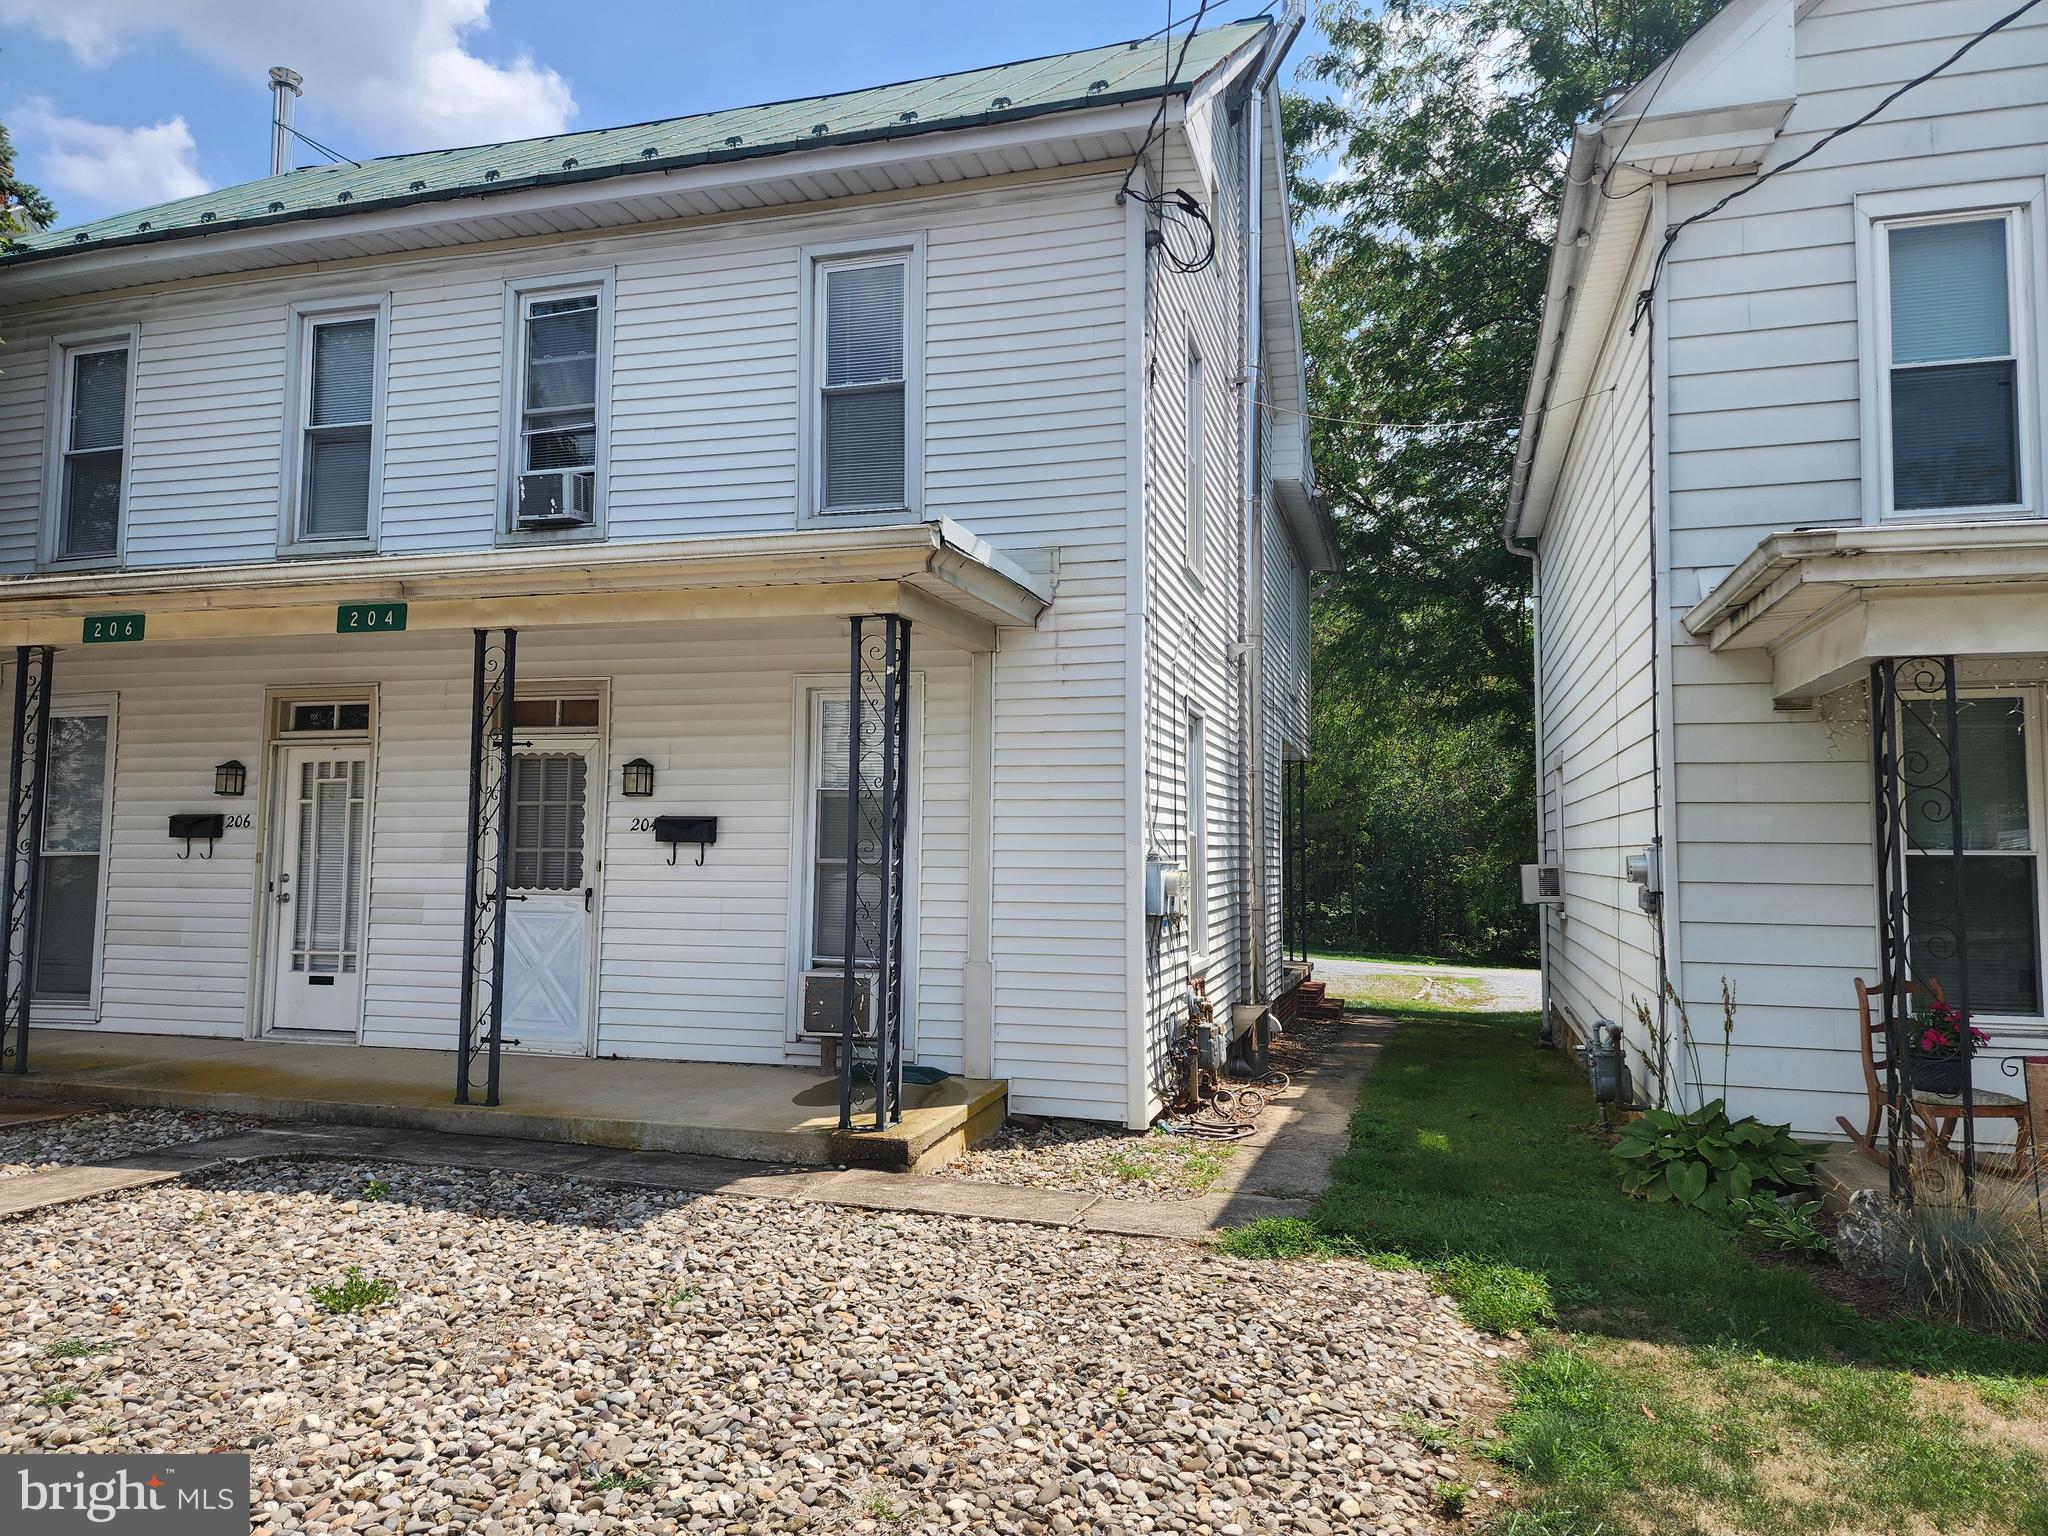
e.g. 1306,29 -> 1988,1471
337,602 -> 408,634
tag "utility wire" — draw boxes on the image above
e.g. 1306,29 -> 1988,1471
1267,381 -> 1617,432
1631,0 -> 2044,331
1118,0 -> 1215,204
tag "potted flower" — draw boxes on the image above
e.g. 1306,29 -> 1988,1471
1902,1000 -> 1990,1096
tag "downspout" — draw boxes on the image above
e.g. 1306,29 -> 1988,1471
1237,3 -> 1304,1019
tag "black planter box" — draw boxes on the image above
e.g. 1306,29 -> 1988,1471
1902,1046 -> 1965,1098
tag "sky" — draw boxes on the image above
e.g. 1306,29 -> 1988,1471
0,0 -> 1328,231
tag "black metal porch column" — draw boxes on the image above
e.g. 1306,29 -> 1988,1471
838,615 -> 912,1131
1,646 -> 53,1076
1870,656 -> 1977,1202
456,627 -> 516,1106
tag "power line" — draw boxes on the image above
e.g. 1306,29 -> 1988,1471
1118,0 -> 1215,204
1268,382 -> 1617,432
1632,0 -> 2044,331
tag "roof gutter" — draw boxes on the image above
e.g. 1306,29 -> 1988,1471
1503,122 -> 1606,547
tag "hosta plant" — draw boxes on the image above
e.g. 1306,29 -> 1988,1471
1613,1101 -> 1819,1213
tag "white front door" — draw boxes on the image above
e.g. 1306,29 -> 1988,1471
502,746 -> 596,1053
266,746 -> 370,1035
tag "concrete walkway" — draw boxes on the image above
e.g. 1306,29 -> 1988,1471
0,1022 -> 1389,1241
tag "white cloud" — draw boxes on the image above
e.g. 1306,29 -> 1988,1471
0,0 -> 575,154
10,97 -> 209,212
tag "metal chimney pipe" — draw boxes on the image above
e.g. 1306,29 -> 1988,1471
268,67 -> 303,177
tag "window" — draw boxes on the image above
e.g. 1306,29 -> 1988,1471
509,754 -> 587,890
1187,712 -> 1209,962
33,708 -> 112,1005
1880,211 -> 2027,513
810,692 -> 882,967
1186,343 -> 1207,573
503,274 -> 609,534
54,341 -> 129,562
1902,693 -> 2043,1018
511,695 -> 601,730
804,239 -> 922,518
293,311 -> 379,542
278,698 -> 373,735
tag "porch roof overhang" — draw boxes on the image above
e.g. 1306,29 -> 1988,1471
0,520 -> 1049,653
1683,520 -> 2048,700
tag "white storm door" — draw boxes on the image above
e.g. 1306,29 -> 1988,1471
267,746 -> 370,1034
502,747 -> 595,1053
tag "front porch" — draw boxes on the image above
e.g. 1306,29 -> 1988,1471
0,1028 -> 1007,1170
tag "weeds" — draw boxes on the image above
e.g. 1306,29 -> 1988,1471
38,1386 -> 79,1407
585,1469 -> 652,1496
43,1338 -> 112,1360
309,1267 -> 397,1315
361,1178 -> 392,1201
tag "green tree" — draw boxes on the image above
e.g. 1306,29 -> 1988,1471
0,121 -> 54,249
1285,0 -> 1720,962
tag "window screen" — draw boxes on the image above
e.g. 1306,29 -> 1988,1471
812,695 -> 883,964
302,317 -> 375,539
510,753 -> 587,890
1889,219 -> 2020,510
33,713 -> 109,1002
60,347 -> 127,560
821,261 -> 906,511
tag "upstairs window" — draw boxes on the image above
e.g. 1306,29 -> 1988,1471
1883,213 -> 2026,513
820,259 -> 907,512
295,312 -> 379,542
55,341 -> 129,562
804,240 -> 922,519
505,275 -> 609,535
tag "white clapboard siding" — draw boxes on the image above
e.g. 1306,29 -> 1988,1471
1536,225 -> 1663,1064
1532,0 -> 2048,1133
1132,111 -> 1252,1122
0,172 -> 1135,566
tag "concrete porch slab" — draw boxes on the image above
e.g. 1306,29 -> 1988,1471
0,1030 -> 1005,1171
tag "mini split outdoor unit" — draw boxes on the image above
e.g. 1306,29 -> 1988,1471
801,969 -> 880,1041
516,468 -> 595,528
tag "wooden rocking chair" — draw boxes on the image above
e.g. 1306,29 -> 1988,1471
1840,977 -> 2033,1174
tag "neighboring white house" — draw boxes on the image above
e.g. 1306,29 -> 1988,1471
1513,0 -> 2048,1136
0,15 -> 1332,1128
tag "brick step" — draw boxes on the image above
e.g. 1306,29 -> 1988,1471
1298,981 -> 1328,1002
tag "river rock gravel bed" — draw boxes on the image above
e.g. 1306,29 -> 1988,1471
1,1159 -> 1501,1534
0,1106 -> 255,1178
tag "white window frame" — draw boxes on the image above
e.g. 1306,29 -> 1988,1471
29,692 -> 118,1024
1894,683 -> 2048,1040
785,674 -> 922,1049
1855,180 -> 2048,524
1186,709 -> 1209,967
1185,336 -> 1208,581
498,268 -> 613,544
42,327 -> 139,570
797,232 -> 925,525
279,295 -> 388,554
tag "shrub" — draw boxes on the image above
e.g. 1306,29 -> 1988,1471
1612,1100 -> 1819,1213
1876,1171 -> 2046,1338
309,1267 -> 397,1315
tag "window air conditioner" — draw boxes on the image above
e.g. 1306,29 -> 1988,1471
802,968 -> 880,1040
516,468 -> 595,528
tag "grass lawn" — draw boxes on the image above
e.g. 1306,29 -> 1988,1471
1223,990 -> 2048,1535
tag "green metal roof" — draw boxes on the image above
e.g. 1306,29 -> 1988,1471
6,19 -> 1267,267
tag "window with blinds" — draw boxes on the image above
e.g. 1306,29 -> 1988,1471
810,693 -> 883,966
819,258 -> 908,512
299,315 -> 377,539
1886,215 -> 2023,512
58,344 -> 127,560
521,293 -> 599,474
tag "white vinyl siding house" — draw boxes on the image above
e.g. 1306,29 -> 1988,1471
0,18 -> 1330,1127
1516,0 -> 2048,1136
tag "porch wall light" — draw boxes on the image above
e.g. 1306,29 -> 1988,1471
622,757 -> 655,798
214,760 -> 247,797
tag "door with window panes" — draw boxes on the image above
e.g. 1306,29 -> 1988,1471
1902,692 -> 2044,1021
500,694 -> 602,1053
264,700 -> 372,1035
33,708 -> 113,1012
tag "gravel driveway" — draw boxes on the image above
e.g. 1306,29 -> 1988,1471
1,1159 -> 1498,1534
